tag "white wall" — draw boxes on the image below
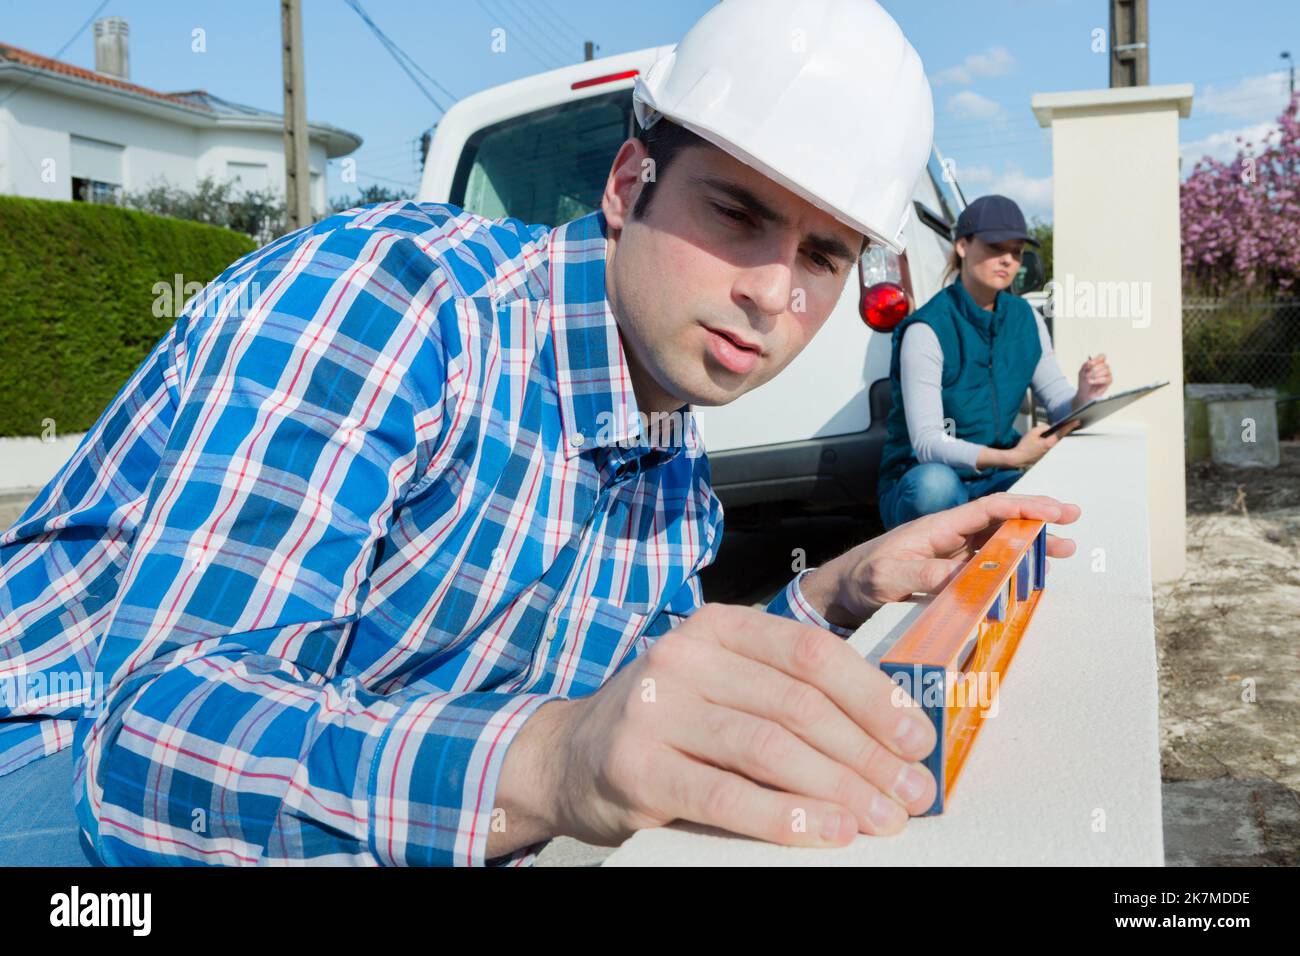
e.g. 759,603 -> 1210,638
0,84 -> 200,198
198,129 -> 330,213
0,80 -> 332,213
0,433 -> 88,494
1033,85 -> 1191,583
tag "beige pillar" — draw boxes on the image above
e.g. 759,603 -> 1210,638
1031,84 -> 1193,583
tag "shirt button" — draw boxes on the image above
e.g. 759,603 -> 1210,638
544,621 -> 558,642
569,432 -> 585,448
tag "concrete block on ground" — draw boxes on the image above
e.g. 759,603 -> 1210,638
1208,396 -> 1281,468
1185,384 -> 1256,461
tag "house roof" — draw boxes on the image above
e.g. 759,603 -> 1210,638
0,41 -> 208,110
0,40 -> 362,156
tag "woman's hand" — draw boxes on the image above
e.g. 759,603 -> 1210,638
1076,354 -> 1113,406
1007,422 -> 1074,468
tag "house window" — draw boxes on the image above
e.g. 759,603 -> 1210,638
227,161 -> 270,193
70,135 -> 124,204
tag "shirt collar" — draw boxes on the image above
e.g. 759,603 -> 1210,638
951,278 -> 1007,334
544,209 -> 695,463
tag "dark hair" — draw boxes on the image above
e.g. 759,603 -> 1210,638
631,117 -> 709,220
942,244 -> 963,285
630,116 -> 871,258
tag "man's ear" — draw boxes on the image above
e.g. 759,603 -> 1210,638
601,138 -> 649,232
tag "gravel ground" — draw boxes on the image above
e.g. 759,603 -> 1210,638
1153,441 -> 1300,865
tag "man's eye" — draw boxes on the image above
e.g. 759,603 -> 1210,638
809,252 -> 837,275
711,202 -> 749,224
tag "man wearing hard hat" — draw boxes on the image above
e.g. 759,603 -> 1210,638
0,0 -> 1080,867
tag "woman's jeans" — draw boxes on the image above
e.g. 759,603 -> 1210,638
878,462 -> 1023,530
0,746 -> 102,866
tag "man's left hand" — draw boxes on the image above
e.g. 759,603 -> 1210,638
801,493 -> 1082,629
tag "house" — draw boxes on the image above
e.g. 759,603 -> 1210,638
0,16 -> 361,214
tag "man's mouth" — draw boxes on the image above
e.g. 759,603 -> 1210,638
702,325 -> 762,375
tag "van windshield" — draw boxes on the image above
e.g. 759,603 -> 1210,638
450,89 -> 633,227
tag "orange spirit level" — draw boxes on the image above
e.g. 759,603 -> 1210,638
879,518 -> 1048,815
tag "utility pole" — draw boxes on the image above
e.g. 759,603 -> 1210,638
1109,0 -> 1149,88
1283,52 -> 1295,98
281,0 -> 312,229
584,41 -> 595,61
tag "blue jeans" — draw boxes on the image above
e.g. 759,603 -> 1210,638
878,462 -> 1023,530
0,746 -> 102,866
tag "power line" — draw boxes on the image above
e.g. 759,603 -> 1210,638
501,0 -> 578,64
0,0 -> 111,109
536,0 -> 586,46
353,170 -> 421,188
476,0 -> 565,71
343,0 -> 456,113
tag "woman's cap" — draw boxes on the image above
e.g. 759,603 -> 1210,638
954,194 -> 1040,246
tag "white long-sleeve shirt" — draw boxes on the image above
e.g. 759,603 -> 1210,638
899,307 -> 1077,471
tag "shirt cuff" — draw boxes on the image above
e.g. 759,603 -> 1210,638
369,690 -> 564,867
765,569 -> 857,638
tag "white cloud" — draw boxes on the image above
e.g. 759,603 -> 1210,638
932,46 -> 1015,86
955,164 -> 995,184
947,90 -> 1004,121
1180,120 -> 1281,168
957,162 -> 1053,222
1197,71 -> 1290,120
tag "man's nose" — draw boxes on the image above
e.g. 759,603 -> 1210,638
732,260 -> 795,319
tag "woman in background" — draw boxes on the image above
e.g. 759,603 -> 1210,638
876,194 -> 1112,529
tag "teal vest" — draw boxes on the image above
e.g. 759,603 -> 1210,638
878,280 -> 1042,491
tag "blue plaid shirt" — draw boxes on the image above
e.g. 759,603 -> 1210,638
0,202 -> 847,866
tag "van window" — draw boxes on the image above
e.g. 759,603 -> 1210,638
450,90 -> 633,227
926,151 -> 963,228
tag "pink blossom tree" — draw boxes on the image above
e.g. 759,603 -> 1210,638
1181,92 -> 1300,295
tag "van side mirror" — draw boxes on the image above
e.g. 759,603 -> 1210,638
1013,248 -> 1046,295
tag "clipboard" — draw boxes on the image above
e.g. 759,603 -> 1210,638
1042,380 -> 1169,437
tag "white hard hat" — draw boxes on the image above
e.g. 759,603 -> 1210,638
633,0 -> 934,255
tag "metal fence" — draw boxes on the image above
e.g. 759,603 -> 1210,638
1183,298 -> 1300,388
1183,297 -> 1300,437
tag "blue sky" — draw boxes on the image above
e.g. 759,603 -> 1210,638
2,0 -> 1296,222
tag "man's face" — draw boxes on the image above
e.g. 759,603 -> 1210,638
601,137 -> 863,412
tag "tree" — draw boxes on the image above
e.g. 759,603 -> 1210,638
1180,93 -> 1300,295
328,183 -> 414,215
1028,216 -> 1053,285
121,176 -> 288,244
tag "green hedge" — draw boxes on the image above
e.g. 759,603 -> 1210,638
0,196 -> 257,437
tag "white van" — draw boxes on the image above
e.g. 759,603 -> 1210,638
418,47 -> 1043,519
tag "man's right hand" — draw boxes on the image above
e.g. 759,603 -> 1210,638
535,603 -> 939,849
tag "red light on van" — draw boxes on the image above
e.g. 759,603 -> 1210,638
860,282 -> 910,332
571,69 -> 639,90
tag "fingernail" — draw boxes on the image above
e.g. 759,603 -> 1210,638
895,716 -> 928,753
822,812 -> 845,841
894,766 -> 928,804
870,794 -> 902,829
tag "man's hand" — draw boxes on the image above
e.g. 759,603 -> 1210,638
800,492 -> 1081,627
517,605 -> 939,851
